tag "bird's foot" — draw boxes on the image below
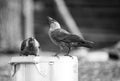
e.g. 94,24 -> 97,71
35,54 -> 39,56
64,55 -> 73,59
53,54 -> 60,59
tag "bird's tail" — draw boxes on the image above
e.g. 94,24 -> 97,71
78,40 -> 94,48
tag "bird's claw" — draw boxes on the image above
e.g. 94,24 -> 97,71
35,54 -> 40,56
53,54 -> 60,59
64,55 -> 73,59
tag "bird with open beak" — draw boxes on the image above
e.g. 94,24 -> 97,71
48,17 -> 94,57
20,37 -> 40,56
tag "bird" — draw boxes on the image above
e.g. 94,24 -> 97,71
48,17 -> 94,57
20,37 -> 40,56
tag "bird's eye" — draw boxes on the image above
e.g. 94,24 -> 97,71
81,41 -> 85,44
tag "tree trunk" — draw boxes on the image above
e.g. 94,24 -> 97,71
0,0 -> 22,53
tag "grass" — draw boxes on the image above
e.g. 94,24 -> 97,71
78,60 -> 120,81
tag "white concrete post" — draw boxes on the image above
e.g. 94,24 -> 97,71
9,56 -> 78,81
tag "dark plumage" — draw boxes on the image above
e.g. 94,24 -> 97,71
20,37 -> 40,56
48,17 -> 94,57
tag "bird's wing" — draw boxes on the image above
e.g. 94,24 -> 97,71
61,34 -> 94,48
21,39 -> 27,51
50,29 -> 70,42
51,29 -> 84,42
61,34 -> 84,43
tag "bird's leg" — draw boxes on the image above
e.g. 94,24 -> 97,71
64,46 -> 73,58
53,51 -> 59,57
36,54 -> 39,56
53,46 -> 63,58
53,52 -> 60,59
54,53 -> 59,58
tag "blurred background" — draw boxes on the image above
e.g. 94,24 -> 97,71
0,0 -> 120,81
0,0 -> 120,52
34,0 -> 120,51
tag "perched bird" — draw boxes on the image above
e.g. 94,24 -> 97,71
20,37 -> 40,56
48,17 -> 94,57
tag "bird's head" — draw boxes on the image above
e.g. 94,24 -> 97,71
47,16 -> 61,31
21,37 -> 40,51
27,37 -> 40,48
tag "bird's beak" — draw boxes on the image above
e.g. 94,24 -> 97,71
47,16 -> 53,21
47,16 -> 57,24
